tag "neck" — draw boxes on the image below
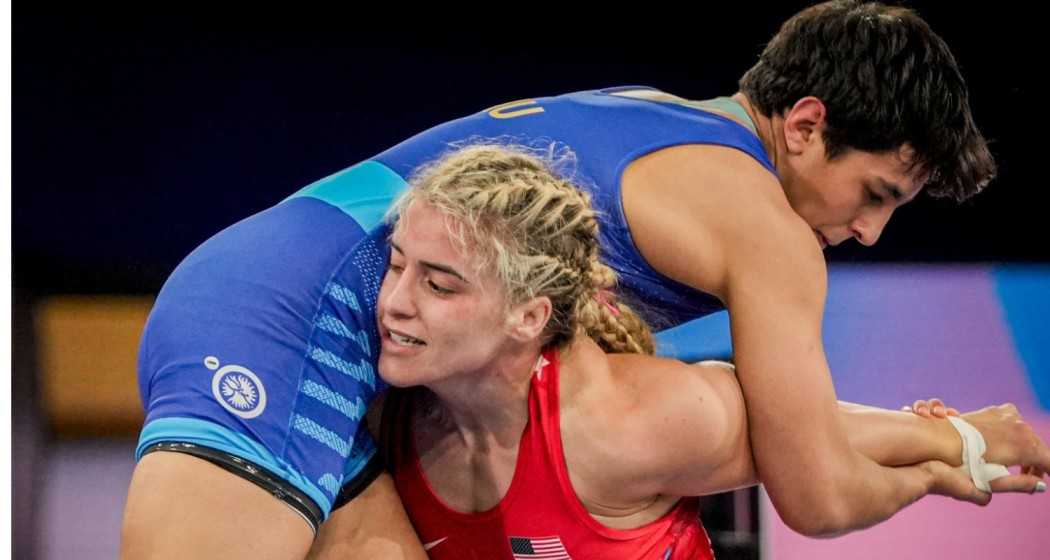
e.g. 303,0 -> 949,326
731,92 -> 785,174
425,343 -> 544,450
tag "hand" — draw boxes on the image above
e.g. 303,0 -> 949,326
960,404 -> 1049,493
920,459 -> 990,505
901,397 -> 958,419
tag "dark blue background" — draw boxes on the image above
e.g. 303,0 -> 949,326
14,3 -> 1047,296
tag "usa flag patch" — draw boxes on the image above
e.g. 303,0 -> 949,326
509,535 -> 572,559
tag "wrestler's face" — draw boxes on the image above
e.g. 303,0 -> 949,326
377,201 -> 513,387
778,99 -> 926,249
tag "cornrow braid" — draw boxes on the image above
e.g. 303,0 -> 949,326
391,144 -> 655,355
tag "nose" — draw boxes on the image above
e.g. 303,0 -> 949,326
851,205 -> 895,247
380,268 -> 417,319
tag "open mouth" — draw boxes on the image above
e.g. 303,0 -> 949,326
388,329 -> 426,347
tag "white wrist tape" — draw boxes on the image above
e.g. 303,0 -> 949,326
947,416 -> 1011,492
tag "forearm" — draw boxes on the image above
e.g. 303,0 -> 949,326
805,460 -> 935,538
724,253 -> 961,537
839,401 -> 962,467
750,406 -> 939,537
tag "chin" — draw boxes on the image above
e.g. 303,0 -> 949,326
377,358 -> 419,388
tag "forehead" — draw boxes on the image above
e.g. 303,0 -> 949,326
393,201 -> 465,255
391,201 -> 491,277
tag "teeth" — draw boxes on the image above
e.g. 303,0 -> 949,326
390,332 -> 425,346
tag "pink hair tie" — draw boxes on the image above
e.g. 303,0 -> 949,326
594,290 -> 621,317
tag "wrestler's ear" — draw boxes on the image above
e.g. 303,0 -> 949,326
507,296 -> 552,343
783,96 -> 827,155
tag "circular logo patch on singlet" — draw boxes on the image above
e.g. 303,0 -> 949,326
206,356 -> 267,419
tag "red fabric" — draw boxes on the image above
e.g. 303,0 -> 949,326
383,350 -> 714,560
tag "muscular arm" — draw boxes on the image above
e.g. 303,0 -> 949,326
601,358 -> 1035,527
623,146 -> 968,536
599,357 -> 960,492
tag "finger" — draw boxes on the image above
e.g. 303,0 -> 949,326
946,407 -> 960,416
989,474 -> 1047,494
935,465 -> 992,505
961,487 -> 992,506
912,400 -> 931,417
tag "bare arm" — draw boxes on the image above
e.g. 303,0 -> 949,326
607,358 -> 961,494
624,146 -> 976,536
606,359 -> 1043,518
307,394 -> 428,560
307,473 -> 427,560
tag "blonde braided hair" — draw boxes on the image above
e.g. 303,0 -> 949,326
390,144 -> 655,355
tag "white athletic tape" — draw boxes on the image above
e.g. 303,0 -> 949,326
947,416 -> 1011,492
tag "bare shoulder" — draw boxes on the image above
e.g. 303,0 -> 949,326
556,341 -> 661,503
559,342 -> 741,501
620,144 -> 816,299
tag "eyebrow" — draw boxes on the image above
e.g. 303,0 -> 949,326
389,241 -> 470,284
875,177 -> 915,204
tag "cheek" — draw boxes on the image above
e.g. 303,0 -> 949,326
428,300 -> 486,343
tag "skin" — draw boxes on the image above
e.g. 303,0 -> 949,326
126,83 -> 1045,556
617,93 -> 1048,534
369,200 -> 1050,552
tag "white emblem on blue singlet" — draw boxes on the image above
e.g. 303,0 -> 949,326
206,356 -> 268,419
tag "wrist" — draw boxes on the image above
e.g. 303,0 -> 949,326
931,417 -> 964,467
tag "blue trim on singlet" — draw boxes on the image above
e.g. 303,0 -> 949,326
136,417 -> 334,515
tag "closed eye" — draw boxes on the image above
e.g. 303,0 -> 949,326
427,279 -> 454,294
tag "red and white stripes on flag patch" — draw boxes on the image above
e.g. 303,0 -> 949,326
509,535 -> 572,559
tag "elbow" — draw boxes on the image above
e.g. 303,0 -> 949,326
765,466 -> 861,538
777,496 -> 854,538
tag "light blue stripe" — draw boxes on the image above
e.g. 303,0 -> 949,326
135,417 -> 333,517
307,345 -> 376,389
316,313 -> 353,338
352,330 -> 371,356
300,379 -> 367,421
318,473 -> 343,496
325,282 -> 361,313
293,414 -> 353,458
286,160 -> 408,231
314,313 -> 371,356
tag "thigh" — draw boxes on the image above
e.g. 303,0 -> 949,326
121,452 -> 314,560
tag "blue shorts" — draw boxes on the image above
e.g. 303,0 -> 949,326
136,161 -> 409,522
